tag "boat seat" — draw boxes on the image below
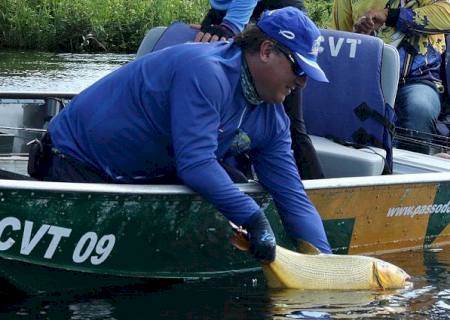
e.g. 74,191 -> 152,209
136,26 -> 167,58
136,23 -> 200,59
310,135 -> 386,177
0,133 -> 14,153
0,168 -> 34,180
303,30 -> 400,174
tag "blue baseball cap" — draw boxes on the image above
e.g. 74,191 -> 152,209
257,7 -> 329,83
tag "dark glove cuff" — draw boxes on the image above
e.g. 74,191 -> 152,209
243,210 -> 275,243
243,210 -> 264,228
386,8 -> 400,27
200,24 -> 235,39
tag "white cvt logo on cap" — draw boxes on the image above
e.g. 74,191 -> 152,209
279,30 -> 295,40
310,37 -> 321,56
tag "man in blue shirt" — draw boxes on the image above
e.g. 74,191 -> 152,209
195,1 -> 305,42
31,7 -> 332,262
195,0 -> 325,180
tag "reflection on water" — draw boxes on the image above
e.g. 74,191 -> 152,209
0,50 -> 134,92
0,248 -> 448,319
270,289 -> 404,319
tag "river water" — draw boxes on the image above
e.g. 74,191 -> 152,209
0,51 -> 450,319
0,50 -> 134,92
0,249 -> 448,319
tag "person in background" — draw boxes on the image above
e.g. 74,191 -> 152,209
29,7 -> 332,262
329,0 -> 450,154
194,0 -> 305,43
195,0 -> 325,180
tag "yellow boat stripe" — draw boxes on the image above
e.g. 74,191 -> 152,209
308,183 -> 439,254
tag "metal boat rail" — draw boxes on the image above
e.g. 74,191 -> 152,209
0,91 -> 78,154
1,161 -> 450,194
0,91 -> 78,99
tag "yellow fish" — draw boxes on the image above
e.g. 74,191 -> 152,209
230,223 -> 411,290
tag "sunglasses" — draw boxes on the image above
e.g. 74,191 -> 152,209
275,43 -> 305,76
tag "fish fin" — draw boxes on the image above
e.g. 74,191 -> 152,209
296,239 -> 321,255
372,261 -> 385,290
262,264 -> 286,289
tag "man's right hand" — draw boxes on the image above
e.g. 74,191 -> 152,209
354,9 -> 388,35
243,211 -> 276,263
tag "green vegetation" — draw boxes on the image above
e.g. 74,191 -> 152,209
0,0 -> 210,52
305,0 -> 333,28
0,0 -> 332,53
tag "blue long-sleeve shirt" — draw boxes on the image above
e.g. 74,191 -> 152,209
48,41 -> 331,253
209,0 -> 260,32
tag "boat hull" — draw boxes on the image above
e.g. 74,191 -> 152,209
311,180 -> 450,254
0,173 -> 449,293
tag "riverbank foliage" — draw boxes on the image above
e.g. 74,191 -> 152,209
0,0 -> 332,53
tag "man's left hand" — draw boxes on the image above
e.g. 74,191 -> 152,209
194,24 -> 234,43
354,9 -> 388,35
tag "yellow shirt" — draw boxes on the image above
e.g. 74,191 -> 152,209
329,0 -> 449,55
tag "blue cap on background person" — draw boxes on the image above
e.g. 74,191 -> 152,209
257,6 -> 329,83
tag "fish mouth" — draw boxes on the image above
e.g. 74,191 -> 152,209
373,261 -> 411,290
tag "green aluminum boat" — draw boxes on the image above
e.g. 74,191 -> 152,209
0,27 -> 448,295
0,151 -> 450,294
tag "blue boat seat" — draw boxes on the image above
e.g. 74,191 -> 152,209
136,23 -> 196,59
136,27 -> 167,58
303,29 -> 399,174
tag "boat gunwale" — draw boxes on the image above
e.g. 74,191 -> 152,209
1,172 -> 450,195
0,91 -> 78,99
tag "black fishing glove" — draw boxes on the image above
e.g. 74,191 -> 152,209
200,8 -> 226,29
200,24 -> 235,40
243,211 -> 276,263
